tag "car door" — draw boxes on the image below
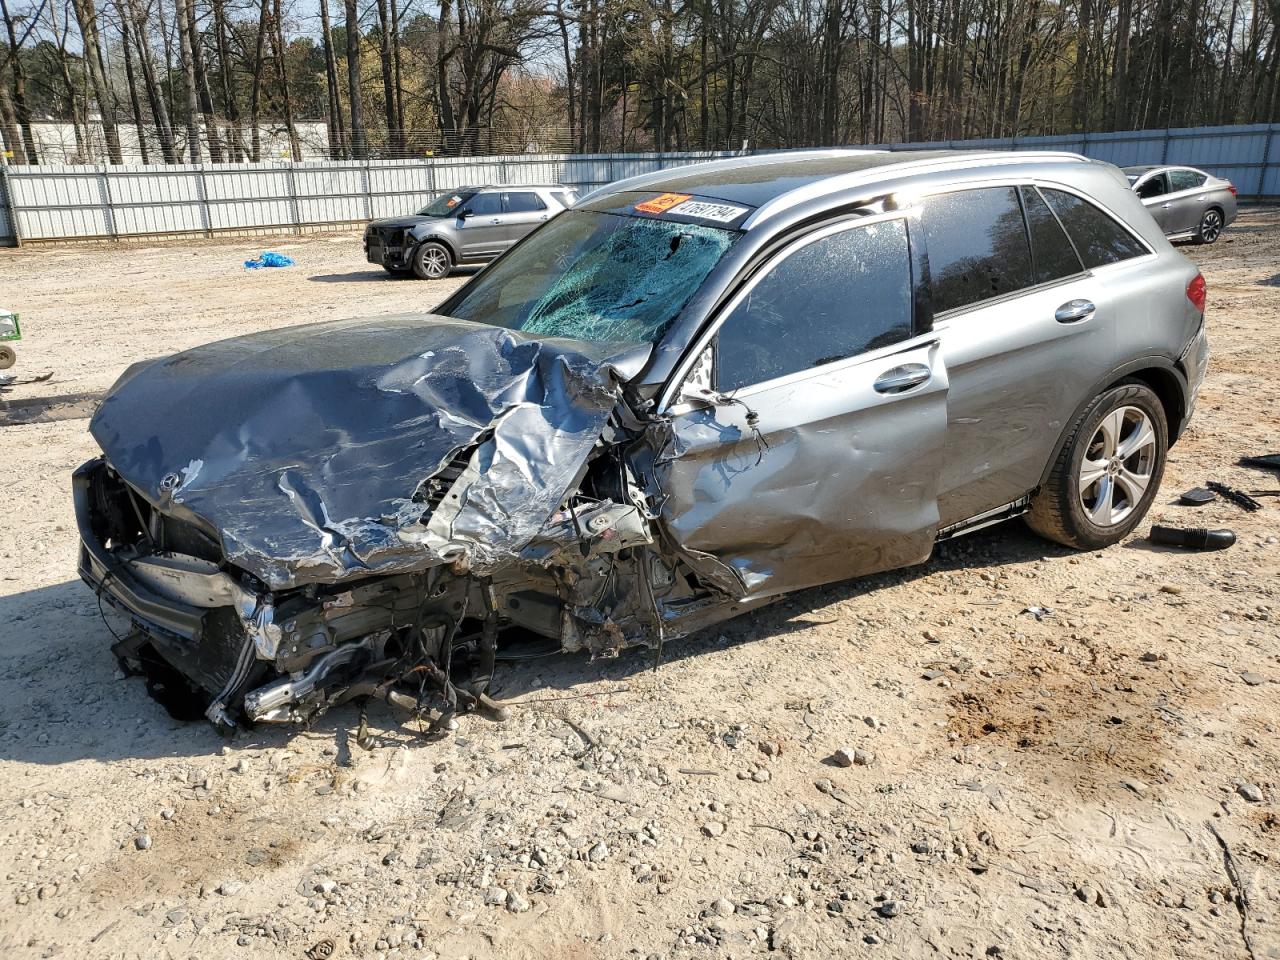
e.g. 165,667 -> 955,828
927,184 -> 1152,527
1134,172 -> 1175,232
650,213 -> 950,601
1164,169 -> 1208,234
454,192 -> 507,259
502,191 -> 552,247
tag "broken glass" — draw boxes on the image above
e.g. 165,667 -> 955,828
443,210 -> 738,345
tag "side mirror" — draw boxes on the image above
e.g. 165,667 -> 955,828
456,208 -> 470,220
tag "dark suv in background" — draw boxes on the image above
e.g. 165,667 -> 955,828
364,184 -> 579,279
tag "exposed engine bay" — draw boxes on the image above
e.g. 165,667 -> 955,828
75,316 -> 753,732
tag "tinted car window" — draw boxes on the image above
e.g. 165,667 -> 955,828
1020,186 -> 1084,283
464,192 -> 502,216
1041,188 -> 1147,268
921,187 -> 1034,313
716,219 -> 912,392
505,191 -> 546,212
1168,169 -> 1207,191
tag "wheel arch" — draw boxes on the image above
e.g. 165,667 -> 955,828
1037,358 -> 1188,491
410,232 -> 458,263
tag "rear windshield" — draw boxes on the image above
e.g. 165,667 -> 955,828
440,210 -> 737,345
417,192 -> 474,216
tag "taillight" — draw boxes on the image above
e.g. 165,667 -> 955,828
1227,183 -> 1238,197
1187,272 -> 1206,313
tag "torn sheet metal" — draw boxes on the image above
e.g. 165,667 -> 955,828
89,315 -> 649,590
645,340 -> 951,601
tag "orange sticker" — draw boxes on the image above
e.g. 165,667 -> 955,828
634,192 -> 692,214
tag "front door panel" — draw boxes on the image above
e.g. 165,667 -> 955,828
653,339 -> 949,600
455,194 -> 507,258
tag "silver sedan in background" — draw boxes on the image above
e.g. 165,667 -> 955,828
1123,164 -> 1237,243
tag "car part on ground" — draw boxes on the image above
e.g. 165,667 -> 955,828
1178,486 -> 1217,506
79,149 -> 1210,733
1122,165 -> 1238,243
1205,481 -> 1263,512
1149,525 -> 1236,550
364,185 -> 578,279
1239,454 -> 1280,474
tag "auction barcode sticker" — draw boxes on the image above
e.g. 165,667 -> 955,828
664,200 -> 749,223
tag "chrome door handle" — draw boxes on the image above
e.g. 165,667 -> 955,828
1161,202 -> 1173,208
489,218 -> 502,224
873,363 -> 931,394
1055,299 -> 1096,323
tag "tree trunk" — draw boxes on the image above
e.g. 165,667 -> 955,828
127,0 -> 177,162
185,0 -> 224,161
173,0 -> 203,160
212,0 -> 244,160
435,0 -> 456,153
271,0 -> 301,159
375,0 -> 397,156
119,17 -> 151,163
248,0 -> 270,161
1,0 -> 37,162
319,0 -> 345,157
70,0 -> 124,162
345,0 -> 367,158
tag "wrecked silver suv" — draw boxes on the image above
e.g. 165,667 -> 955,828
76,150 -> 1209,731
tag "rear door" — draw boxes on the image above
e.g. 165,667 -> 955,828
455,192 -> 507,259
652,212 -> 949,600
502,190 -> 552,247
927,183 -> 1153,526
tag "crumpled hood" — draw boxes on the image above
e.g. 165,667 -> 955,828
90,314 -> 650,590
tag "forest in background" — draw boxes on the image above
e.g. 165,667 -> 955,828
1,0 -> 1279,163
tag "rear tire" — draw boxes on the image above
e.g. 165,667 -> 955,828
411,241 -> 452,280
1025,381 -> 1167,550
1194,208 -> 1224,244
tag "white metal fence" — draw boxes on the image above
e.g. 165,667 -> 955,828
1,122 -> 1277,246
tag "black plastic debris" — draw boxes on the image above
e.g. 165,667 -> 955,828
1239,454 -> 1280,474
1205,481 -> 1262,512
1178,486 -> 1216,506
1149,525 -> 1236,551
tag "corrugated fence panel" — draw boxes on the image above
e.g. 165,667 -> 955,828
0,170 -> 13,243
1,124 -> 1275,244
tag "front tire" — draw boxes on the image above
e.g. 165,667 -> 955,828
1194,208 -> 1224,244
1026,381 -> 1167,550
411,241 -> 452,280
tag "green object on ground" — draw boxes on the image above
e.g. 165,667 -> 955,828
0,310 -> 20,342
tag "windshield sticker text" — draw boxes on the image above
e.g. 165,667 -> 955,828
664,200 -> 749,223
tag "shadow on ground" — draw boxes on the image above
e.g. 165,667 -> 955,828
0,520 -> 1068,768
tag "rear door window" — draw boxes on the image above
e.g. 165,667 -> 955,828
920,187 -> 1034,313
1041,188 -> 1147,268
1168,169 -> 1207,192
505,191 -> 547,212
716,218 -> 913,392
1020,186 -> 1084,283
552,190 -> 578,208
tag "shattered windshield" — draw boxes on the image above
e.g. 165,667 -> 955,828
417,192 -> 473,217
441,210 -> 738,345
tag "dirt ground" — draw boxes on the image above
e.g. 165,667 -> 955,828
0,214 -> 1277,960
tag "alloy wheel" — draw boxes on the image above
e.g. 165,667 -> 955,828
1077,405 -> 1157,527
421,246 -> 449,278
1200,210 -> 1223,243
